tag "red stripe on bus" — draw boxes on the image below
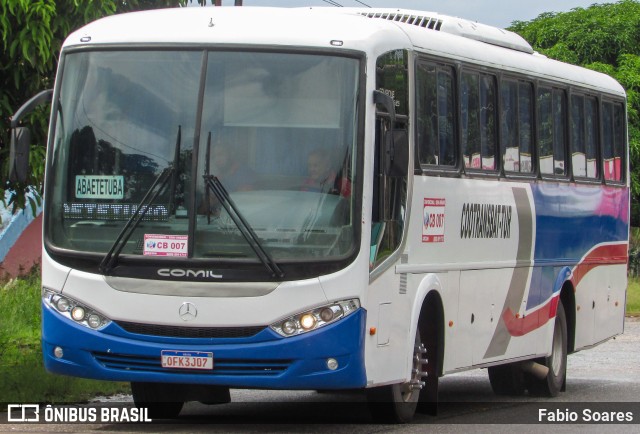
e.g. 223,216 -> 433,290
503,295 -> 559,337
504,242 -> 626,337
571,243 -> 628,288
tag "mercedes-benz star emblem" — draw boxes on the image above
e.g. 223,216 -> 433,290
179,302 -> 197,321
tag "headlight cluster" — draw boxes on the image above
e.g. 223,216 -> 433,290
270,299 -> 360,337
43,288 -> 111,330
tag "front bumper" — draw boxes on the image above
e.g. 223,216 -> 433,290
42,302 -> 367,390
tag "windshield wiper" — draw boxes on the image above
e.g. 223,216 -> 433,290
99,167 -> 174,275
168,126 -> 181,215
203,175 -> 284,279
100,127 -> 182,275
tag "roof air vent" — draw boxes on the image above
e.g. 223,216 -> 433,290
358,12 -> 443,31
358,9 -> 534,54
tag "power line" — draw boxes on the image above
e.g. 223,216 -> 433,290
353,0 -> 371,7
321,0 -> 343,6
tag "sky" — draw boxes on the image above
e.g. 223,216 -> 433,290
190,1 -> 610,28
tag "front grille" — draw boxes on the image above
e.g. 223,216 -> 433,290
93,352 -> 291,376
115,321 -> 266,339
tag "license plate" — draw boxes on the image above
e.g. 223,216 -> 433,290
161,350 -> 213,370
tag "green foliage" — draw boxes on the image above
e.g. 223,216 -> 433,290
0,270 -> 41,345
4,1 -> 638,223
0,268 -> 130,402
509,1 -> 640,224
0,0 -> 190,222
627,276 -> 640,315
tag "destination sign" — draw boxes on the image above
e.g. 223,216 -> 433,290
75,175 -> 124,199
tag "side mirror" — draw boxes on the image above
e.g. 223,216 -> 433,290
9,127 -> 31,183
8,89 -> 53,183
384,129 -> 408,177
373,90 -> 396,125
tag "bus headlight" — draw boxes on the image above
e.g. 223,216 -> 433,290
71,306 -> 86,322
55,297 -> 70,313
270,299 -> 360,337
43,288 -> 111,330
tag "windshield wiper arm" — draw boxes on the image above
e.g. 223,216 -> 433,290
168,125 -> 181,215
203,175 -> 284,279
99,167 -> 173,275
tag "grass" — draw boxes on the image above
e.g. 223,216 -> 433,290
627,276 -> 640,316
0,269 -> 129,403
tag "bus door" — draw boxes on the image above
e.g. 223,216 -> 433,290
366,50 -> 410,383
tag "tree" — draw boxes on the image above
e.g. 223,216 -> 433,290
509,0 -> 640,224
0,0 -> 192,220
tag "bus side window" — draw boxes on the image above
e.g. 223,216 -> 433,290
371,117 -> 408,270
461,71 -> 497,171
585,97 -> 599,179
416,61 -> 456,168
602,101 -> 625,182
570,94 -> 600,180
501,79 -> 533,174
570,95 -> 587,178
538,87 -> 567,176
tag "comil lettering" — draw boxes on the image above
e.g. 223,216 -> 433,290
460,203 -> 512,239
157,269 -> 223,279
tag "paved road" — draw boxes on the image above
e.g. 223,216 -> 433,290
3,318 -> 639,432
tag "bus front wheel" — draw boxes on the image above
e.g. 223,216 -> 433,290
366,329 -> 426,423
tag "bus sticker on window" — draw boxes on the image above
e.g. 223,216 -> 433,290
423,198 -> 446,243
144,234 -> 188,257
75,175 -> 124,199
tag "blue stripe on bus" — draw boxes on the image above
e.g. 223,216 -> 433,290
532,184 -> 628,261
527,184 -> 628,311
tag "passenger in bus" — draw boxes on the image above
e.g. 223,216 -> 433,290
200,144 -> 255,215
301,148 -> 351,197
209,144 -> 255,192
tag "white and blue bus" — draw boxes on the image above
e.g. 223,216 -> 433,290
10,6 -> 629,422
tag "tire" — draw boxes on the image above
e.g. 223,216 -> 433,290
488,363 -> 526,396
366,329 -> 425,423
528,300 -> 567,397
131,382 -> 184,420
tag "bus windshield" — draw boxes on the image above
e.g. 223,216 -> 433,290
47,50 -> 360,269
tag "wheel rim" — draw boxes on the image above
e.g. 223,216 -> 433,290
400,333 -> 427,402
550,318 -> 563,376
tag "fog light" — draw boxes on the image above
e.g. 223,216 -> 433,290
326,358 -> 339,371
71,306 -> 85,321
300,314 -> 316,330
54,347 -> 64,358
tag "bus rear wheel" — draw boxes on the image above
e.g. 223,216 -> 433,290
366,329 -> 426,423
131,382 -> 184,420
528,300 -> 567,397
